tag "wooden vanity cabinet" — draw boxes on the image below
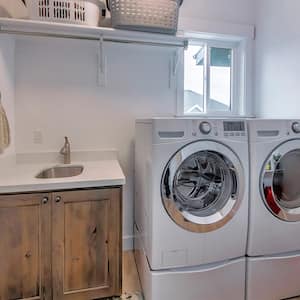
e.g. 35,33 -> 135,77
0,187 -> 122,300
0,193 -> 52,300
52,188 -> 122,300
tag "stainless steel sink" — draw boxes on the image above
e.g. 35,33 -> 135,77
36,165 -> 84,179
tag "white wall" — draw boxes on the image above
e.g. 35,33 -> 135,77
15,37 -> 177,248
180,0 -> 254,25
0,36 -> 15,158
255,0 -> 300,117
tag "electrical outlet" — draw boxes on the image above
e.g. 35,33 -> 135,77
33,130 -> 43,144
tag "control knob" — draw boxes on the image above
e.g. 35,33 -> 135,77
292,122 -> 300,134
199,122 -> 212,134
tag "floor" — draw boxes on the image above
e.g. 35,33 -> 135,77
105,251 -> 142,299
123,251 -> 142,294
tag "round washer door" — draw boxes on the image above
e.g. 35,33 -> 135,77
261,140 -> 300,222
161,141 -> 245,233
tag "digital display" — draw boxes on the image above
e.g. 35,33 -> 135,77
224,121 -> 245,132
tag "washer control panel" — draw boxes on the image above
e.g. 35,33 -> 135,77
195,120 -> 246,138
223,121 -> 246,137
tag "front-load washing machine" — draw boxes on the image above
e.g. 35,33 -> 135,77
248,119 -> 300,256
247,119 -> 300,300
134,118 -> 249,300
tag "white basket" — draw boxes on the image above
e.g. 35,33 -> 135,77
109,0 -> 180,34
27,0 -> 106,26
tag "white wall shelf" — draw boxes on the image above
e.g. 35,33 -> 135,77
0,17 -> 188,48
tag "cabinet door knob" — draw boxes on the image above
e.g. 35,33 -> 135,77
42,197 -> 48,204
55,196 -> 61,203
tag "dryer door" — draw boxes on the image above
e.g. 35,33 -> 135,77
261,140 -> 300,222
161,141 -> 244,233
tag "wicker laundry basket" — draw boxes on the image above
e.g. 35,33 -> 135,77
107,0 -> 183,34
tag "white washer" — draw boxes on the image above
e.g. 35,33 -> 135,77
135,118 -> 248,300
135,225 -> 246,300
248,119 -> 300,256
247,119 -> 300,300
247,254 -> 300,300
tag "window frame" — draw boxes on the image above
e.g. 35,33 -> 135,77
176,38 -> 249,117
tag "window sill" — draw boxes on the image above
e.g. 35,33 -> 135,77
177,113 -> 255,118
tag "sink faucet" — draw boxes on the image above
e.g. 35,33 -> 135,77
60,136 -> 71,164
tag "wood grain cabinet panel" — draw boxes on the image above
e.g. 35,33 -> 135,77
0,194 -> 52,300
52,188 -> 122,300
64,200 -> 109,291
0,187 -> 122,300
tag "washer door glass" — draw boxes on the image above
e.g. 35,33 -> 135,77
273,150 -> 300,209
173,151 -> 235,216
161,141 -> 243,233
262,144 -> 300,221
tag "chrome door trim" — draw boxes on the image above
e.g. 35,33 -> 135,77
161,140 -> 244,233
261,140 -> 300,222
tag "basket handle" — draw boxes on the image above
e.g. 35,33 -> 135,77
106,0 -> 110,11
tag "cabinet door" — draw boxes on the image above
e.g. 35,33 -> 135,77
0,193 -> 52,300
52,188 -> 122,300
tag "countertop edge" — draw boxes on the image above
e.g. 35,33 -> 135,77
0,178 -> 126,194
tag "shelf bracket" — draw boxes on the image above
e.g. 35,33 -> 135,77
173,49 -> 180,76
98,35 -> 106,87
169,49 -> 181,89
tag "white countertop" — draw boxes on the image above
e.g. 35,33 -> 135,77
0,151 -> 125,194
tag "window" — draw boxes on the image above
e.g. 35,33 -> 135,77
182,40 -> 242,116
